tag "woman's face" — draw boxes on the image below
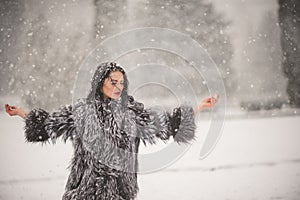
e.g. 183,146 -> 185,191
101,71 -> 124,100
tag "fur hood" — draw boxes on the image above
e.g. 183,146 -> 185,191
24,62 -> 196,200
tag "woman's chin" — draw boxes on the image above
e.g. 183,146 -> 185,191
111,95 -> 121,100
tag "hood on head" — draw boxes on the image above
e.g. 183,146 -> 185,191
86,62 -> 129,105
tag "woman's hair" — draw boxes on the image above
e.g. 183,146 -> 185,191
87,62 -> 129,108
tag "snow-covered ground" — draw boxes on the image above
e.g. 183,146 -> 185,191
0,112 -> 299,200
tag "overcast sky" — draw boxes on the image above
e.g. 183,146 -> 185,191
208,0 -> 279,66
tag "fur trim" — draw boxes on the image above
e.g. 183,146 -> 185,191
24,108 -> 50,144
45,105 -> 76,144
24,105 -> 76,144
135,107 -> 171,146
173,105 -> 196,144
134,102 -> 196,146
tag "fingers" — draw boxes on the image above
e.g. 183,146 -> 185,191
204,97 -> 217,104
198,95 -> 220,111
4,104 -> 17,116
5,104 -> 15,111
5,104 -> 10,112
211,94 -> 219,103
211,97 -> 217,104
212,94 -> 219,99
203,95 -> 219,102
202,95 -> 219,108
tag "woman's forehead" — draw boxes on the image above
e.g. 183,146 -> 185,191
109,71 -> 123,80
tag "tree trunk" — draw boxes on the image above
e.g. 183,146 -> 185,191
278,0 -> 300,107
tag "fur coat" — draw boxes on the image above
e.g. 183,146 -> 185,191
24,63 -> 196,200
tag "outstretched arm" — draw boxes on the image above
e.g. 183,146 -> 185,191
5,104 -> 27,119
130,95 -> 219,146
193,94 -> 219,115
5,103 -> 76,144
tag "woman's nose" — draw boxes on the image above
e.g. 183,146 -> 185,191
114,83 -> 123,91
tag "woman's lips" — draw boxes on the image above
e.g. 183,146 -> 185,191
114,92 -> 121,95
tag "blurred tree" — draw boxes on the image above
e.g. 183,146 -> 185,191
13,12 -> 80,110
0,0 -> 24,96
278,0 -> 300,107
240,11 -> 288,111
94,0 -> 234,97
2,1 -> 93,110
94,0 -> 128,40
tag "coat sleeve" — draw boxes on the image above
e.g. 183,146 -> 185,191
24,105 -> 76,144
129,97 -> 196,146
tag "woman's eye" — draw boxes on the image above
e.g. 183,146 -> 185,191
109,77 -> 124,86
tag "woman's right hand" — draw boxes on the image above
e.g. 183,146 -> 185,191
5,104 -> 27,119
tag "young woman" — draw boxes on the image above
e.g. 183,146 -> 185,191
5,62 -> 219,200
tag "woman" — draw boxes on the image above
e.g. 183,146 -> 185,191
5,62 -> 219,200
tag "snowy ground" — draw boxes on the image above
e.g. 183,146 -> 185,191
0,111 -> 300,200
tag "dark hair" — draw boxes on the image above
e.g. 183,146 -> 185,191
87,62 -> 129,108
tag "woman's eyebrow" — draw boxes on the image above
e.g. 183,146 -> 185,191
109,76 -> 117,81
109,76 -> 123,82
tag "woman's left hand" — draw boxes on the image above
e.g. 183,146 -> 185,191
194,95 -> 219,115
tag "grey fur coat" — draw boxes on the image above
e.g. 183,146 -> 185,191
24,63 -> 196,200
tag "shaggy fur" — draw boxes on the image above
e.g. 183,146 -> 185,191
24,62 -> 196,200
